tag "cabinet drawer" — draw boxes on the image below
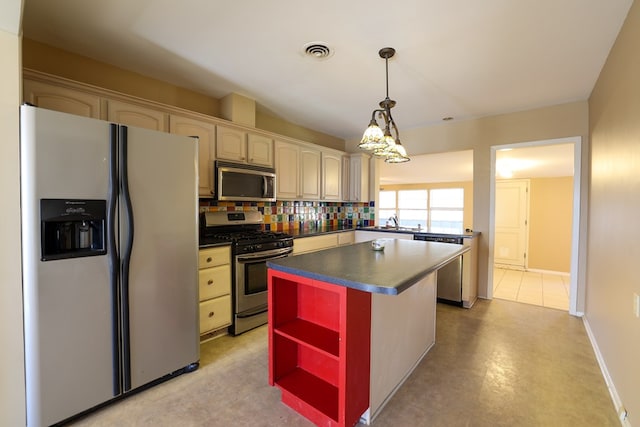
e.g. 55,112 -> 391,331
200,295 -> 232,334
199,264 -> 231,301
199,246 -> 230,268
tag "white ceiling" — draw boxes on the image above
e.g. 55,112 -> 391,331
21,0 -> 632,148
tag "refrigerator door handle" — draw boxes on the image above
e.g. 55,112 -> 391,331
119,125 -> 134,391
108,123 -> 122,395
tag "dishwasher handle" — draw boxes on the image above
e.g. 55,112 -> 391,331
414,234 -> 463,244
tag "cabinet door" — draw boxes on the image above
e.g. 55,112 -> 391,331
107,100 -> 166,131
216,125 -> 247,162
321,152 -> 342,201
349,153 -> 370,202
247,133 -> 274,167
338,231 -> 355,246
301,148 -> 321,200
342,155 -> 350,201
24,79 -> 101,119
275,141 -> 300,199
170,115 -> 216,197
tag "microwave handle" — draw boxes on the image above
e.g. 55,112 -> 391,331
262,176 -> 267,198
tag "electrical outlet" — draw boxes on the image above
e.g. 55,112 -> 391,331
634,293 -> 640,318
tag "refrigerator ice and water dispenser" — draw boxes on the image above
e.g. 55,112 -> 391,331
40,199 -> 107,261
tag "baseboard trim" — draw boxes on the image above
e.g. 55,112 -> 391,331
582,316 -> 630,426
526,268 -> 570,276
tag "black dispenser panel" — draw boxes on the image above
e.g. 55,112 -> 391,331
40,199 -> 107,261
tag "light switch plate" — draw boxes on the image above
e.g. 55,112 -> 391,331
634,293 -> 640,318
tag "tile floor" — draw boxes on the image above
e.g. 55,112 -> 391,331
493,267 -> 570,310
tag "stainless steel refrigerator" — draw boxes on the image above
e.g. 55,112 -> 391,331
20,105 -> 200,426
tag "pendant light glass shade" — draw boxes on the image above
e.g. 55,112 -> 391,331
358,119 -> 386,150
384,140 -> 410,163
358,47 -> 410,163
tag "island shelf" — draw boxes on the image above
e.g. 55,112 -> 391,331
268,269 -> 371,427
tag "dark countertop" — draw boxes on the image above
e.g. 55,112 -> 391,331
287,225 -> 357,238
356,226 -> 480,239
267,239 -> 469,295
198,237 -> 233,249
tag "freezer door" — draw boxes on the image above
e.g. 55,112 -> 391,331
20,106 -> 116,426
119,125 -> 199,390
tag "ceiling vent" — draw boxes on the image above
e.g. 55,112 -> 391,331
303,42 -> 333,60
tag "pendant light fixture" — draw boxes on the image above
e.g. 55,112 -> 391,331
358,47 -> 410,163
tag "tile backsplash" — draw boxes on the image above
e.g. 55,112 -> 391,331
199,200 -> 375,231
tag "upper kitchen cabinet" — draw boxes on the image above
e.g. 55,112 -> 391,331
346,153 -> 370,203
321,151 -> 342,201
24,79 -> 101,119
216,125 -> 274,167
300,147 -> 321,200
275,141 -> 321,200
216,125 -> 246,162
170,115 -> 216,198
107,100 -> 167,131
342,155 -> 350,201
247,133 -> 274,167
275,140 -> 300,199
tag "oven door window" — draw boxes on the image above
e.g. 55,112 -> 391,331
244,261 -> 267,295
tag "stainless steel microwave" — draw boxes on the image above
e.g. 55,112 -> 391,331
214,160 -> 276,202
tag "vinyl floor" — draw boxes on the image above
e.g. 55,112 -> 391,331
68,299 -> 619,427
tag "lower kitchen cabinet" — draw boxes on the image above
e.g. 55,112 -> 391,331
198,246 -> 232,337
337,231 -> 355,246
268,269 -> 371,427
292,234 -> 339,255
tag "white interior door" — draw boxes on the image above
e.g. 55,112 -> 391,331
494,179 -> 529,269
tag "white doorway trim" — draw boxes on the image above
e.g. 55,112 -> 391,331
488,136 -> 582,316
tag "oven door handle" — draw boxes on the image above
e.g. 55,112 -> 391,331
236,249 -> 292,263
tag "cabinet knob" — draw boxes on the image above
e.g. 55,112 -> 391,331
208,311 -> 215,318
206,257 -> 212,263
207,279 -> 214,285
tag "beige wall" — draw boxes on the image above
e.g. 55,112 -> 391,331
587,0 -> 640,422
0,28 -> 26,426
23,38 -> 221,117
23,39 -> 345,150
528,177 -> 573,272
256,109 -> 345,151
348,101 -> 590,304
379,181 -> 474,230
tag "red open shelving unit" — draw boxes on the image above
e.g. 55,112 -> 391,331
268,269 -> 372,427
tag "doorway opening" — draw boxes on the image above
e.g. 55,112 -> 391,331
489,137 -> 582,315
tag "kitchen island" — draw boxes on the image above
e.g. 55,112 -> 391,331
267,239 -> 469,426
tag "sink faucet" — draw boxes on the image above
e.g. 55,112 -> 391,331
388,215 -> 399,228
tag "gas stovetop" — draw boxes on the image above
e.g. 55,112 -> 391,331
208,230 -> 291,243
200,210 -> 293,254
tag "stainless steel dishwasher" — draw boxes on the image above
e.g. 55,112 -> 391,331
413,234 -> 464,306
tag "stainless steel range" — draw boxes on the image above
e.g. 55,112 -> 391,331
200,211 -> 293,335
